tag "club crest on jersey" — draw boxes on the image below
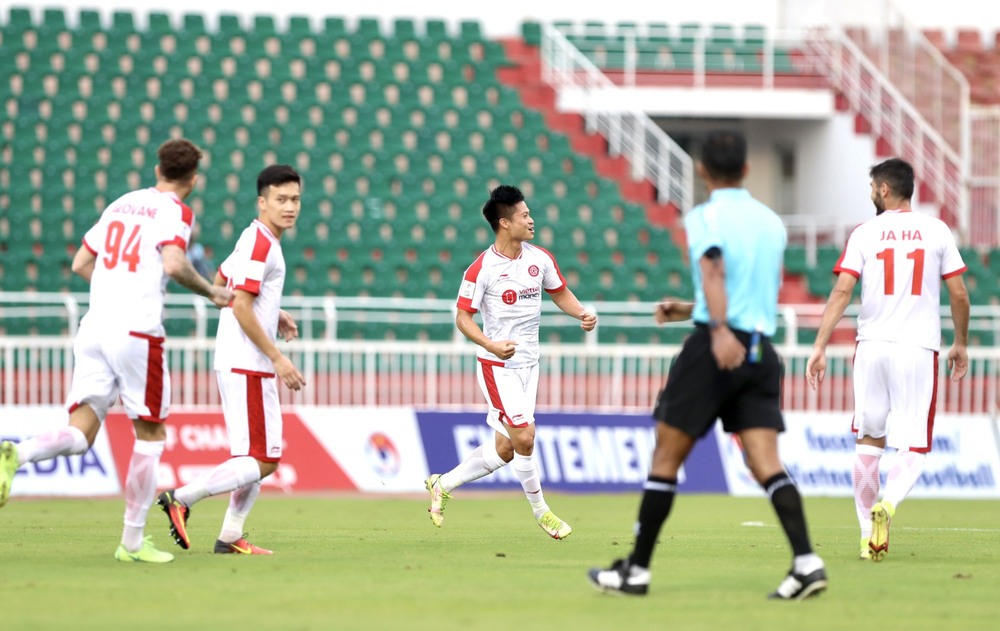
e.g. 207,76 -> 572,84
502,289 -> 518,305
528,264 -> 540,277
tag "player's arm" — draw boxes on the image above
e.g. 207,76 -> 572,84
549,287 -> 597,331
213,271 -> 226,287
654,300 -> 694,324
455,308 -> 517,360
71,243 -> 97,282
806,272 -> 858,388
230,290 -> 305,390
944,273 -> 970,381
700,247 -> 744,370
162,244 -> 233,308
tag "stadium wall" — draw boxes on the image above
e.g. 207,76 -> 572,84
5,406 -> 999,499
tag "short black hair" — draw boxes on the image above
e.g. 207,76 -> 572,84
700,130 -> 747,182
257,164 -> 301,197
869,158 -> 914,200
482,185 -> 524,232
158,138 -> 201,181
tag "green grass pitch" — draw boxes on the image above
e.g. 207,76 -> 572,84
0,493 -> 996,630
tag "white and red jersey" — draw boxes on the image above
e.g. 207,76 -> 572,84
214,219 -> 286,374
456,242 -> 567,368
833,210 -> 966,351
80,187 -> 193,335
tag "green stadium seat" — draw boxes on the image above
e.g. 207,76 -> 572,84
42,8 -> 67,31
6,7 -> 33,33
110,10 -> 137,35
183,13 -> 208,34
425,18 -> 448,41
147,12 -> 172,35
459,20 -> 483,43
522,21 -> 541,46
288,15 -> 312,37
218,14 -> 242,36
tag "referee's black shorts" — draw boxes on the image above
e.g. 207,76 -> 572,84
653,325 -> 784,438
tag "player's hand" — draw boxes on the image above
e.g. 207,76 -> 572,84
806,347 -> 827,390
710,326 -> 745,370
208,286 -> 234,309
274,354 -> 306,391
489,340 -> 518,360
947,344 -> 968,381
579,311 -> 597,332
654,300 -> 692,324
277,310 -> 299,342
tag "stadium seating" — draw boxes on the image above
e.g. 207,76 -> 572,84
1,8 -> 692,340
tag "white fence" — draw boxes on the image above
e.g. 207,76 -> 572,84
3,335 -> 998,414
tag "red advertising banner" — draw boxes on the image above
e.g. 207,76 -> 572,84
104,411 -> 357,492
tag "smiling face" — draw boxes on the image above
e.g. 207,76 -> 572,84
257,181 -> 301,237
501,201 -> 534,242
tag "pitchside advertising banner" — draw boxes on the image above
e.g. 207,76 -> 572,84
3,407 -> 999,498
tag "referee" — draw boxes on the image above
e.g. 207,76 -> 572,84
588,130 -> 828,600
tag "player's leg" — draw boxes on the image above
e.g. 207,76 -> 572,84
739,427 -> 827,599
115,332 -> 172,562
426,361 -> 518,527
159,371 -> 270,550
589,328 -> 716,595
214,374 -> 281,555
871,346 -> 937,561
588,422 -> 691,595
437,408 -> 511,492
2,333 -> 113,508
852,341 -> 892,559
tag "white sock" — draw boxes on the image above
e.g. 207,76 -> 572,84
853,444 -> 883,538
512,452 -> 548,519
439,442 -> 508,492
175,456 -> 261,507
219,481 -> 262,543
16,426 -> 89,465
121,439 -> 164,552
883,450 -> 926,509
793,553 -> 825,575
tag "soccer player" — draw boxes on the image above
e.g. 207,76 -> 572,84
156,164 -> 305,555
588,130 -> 827,599
425,184 -> 597,539
806,157 -> 970,561
0,139 -> 232,563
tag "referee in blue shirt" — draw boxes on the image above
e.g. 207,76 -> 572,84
589,130 -> 827,600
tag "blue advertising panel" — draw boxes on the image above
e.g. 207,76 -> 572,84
416,411 -> 728,492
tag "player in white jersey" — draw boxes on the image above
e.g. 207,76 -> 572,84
0,139 -> 233,563
425,185 -> 597,539
157,165 -> 305,556
807,158 -> 970,562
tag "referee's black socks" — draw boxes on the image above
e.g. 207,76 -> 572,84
763,472 -> 813,556
629,476 -> 677,569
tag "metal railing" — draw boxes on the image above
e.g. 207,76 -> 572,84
2,335 -> 998,414
538,25 -> 694,213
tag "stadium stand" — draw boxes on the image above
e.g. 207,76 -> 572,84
0,8 -> 692,339
3,9 -> 997,342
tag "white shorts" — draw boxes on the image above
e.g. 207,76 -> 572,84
852,340 -> 938,452
66,324 -> 169,422
216,369 -> 283,462
476,360 -> 539,438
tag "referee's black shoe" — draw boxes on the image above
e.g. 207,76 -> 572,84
587,558 -> 650,596
768,566 -> 828,601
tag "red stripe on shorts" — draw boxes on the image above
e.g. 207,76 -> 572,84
130,332 -> 165,422
479,362 -> 511,426
245,373 -> 268,460
912,351 -> 939,454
